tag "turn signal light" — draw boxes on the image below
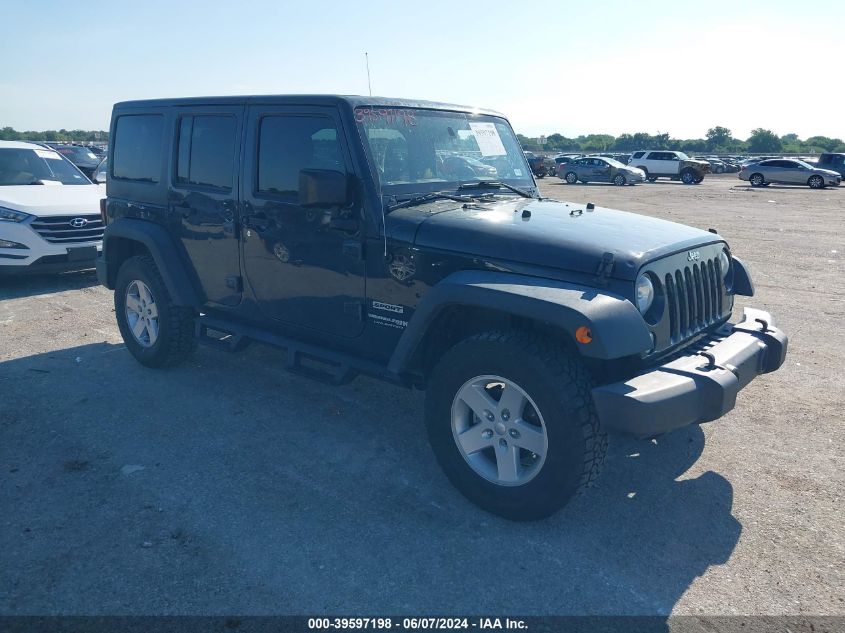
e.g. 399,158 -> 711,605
575,326 -> 593,344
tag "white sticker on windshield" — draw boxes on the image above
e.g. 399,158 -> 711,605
514,169 -> 523,177
35,149 -> 62,160
469,122 -> 507,157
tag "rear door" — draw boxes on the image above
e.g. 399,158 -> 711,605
240,105 -> 366,338
169,106 -> 243,306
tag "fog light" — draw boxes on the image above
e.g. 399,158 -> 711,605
0,239 -> 27,249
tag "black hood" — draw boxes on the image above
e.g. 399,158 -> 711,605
387,198 -> 722,281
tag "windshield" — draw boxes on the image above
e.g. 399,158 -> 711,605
604,157 -> 627,168
54,145 -> 99,164
676,152 -> 690,160
354,107 -> 534,199
0,148 -> 90,185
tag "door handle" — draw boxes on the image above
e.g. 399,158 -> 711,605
243,215 -> 271,232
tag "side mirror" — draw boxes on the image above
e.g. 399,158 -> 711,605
298,169 -> 351,208
94,173 -> 107,184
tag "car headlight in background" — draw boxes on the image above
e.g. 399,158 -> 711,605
636,273 -> 655,314
0,207 -> 31,223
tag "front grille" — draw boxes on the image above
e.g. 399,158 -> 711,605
664,257 -> 724,343
30,214 -> 104,244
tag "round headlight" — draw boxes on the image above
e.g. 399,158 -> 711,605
719,249 -> 731,279
636,274 -> 655,314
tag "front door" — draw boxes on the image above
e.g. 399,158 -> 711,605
241,106 -> 366,338
169,106 -> 243,306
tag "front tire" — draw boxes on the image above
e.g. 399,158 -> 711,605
613,173 -> 626,186
681,169 -> 696,184
425,331 -> 606,521
808,175 -> 825,189
115,255 -> 197,368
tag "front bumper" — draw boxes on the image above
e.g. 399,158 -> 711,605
591,308 -> 788,438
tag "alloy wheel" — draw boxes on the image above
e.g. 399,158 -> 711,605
125,280 -> 159,348
450,375 -> 548,486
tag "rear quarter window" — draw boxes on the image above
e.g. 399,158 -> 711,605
112,114 -> 164,182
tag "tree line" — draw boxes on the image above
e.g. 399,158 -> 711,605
0,127 -> 108,143
517,127 -> 845,155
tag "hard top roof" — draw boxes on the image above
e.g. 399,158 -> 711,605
113,94 -> 506,118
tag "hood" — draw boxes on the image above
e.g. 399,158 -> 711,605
390,198 -> 721,281
0,184 -> 103,217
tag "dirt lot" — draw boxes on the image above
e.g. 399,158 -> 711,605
1,174 -> 843,616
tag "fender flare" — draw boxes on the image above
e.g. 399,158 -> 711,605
388,270 -> 652,374
731,256 -> 754,297
99,218 -> 203,306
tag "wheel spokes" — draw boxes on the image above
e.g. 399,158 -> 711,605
512,419 -> 545,456
459,384 -> 498,421
456,424 -> 493,455
495,442 -> 521,483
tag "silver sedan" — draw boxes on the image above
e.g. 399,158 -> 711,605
739,158 -> 841,188
561,156 -> 646,185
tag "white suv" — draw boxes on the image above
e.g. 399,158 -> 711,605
0,141 -> 104,275
628,150 -> 710,184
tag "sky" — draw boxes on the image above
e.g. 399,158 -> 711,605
2,0 -> 844,140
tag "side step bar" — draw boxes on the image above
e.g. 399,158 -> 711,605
195,315 -> 406,387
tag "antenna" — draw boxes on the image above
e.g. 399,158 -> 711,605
365,52 -> 372,97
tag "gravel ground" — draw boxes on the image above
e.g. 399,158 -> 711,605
0,174 -> 843,616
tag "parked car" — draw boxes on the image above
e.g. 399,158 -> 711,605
46,143 -> 101,178
0,140 -> 104,274
523,151 -> 546,178
442,154 -> 498,179
628,150 -> 710,183
816,153 -> 845,177
92,157 -> 108,185
739,158 -> 841,188
696,157 -> 727,174
550,154 -> 582,177
561,156 -> 646,185
97,94 -> 787,520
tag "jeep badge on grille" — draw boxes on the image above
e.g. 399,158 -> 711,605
687,250 -> 701,261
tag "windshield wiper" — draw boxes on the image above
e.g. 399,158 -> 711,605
457,180 -> 534,199
387,192 -> 474,212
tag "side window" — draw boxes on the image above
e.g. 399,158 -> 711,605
112,114 -> 164,182
257,115 -> 343,198
632,151 -> 645,159
175,115 -> 236,190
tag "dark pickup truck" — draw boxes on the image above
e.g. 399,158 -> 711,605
96,95 -> 787,520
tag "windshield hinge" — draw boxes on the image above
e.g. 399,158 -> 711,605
594,252 -> 615,286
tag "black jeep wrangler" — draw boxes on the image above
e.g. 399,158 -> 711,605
97,96 -> 787,520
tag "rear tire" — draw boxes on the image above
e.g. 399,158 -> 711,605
749,173 -> 765,187
115,255 -> 197,368
564,171 -> 578,184
808,175 -> 825,189
425,331 -> 606,521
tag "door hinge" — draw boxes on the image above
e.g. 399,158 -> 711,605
343,301 -> 364,322
226,276 -> 243,292
594,252 -> 614,286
